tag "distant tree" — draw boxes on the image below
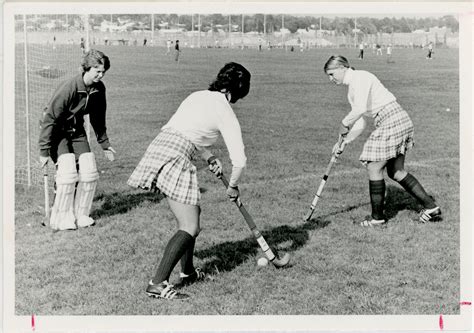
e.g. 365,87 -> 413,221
357,17 -> 378,34
331,17 -> 352,34
254,14 -> 265,33
439,15 -> 459,32
284,16 -> 301,33
266,15 -> 277,33
31,13 -> 460,35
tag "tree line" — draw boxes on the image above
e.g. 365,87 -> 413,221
26,14 -> 459,34
113,14 -> 459,34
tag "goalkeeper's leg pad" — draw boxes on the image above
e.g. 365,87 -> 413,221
74,152 -> 99,228
50,153 -> 78,231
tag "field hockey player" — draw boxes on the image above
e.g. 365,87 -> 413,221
324,55 -> 442,227
127,62 -> 251,300
38,49 -> 116,231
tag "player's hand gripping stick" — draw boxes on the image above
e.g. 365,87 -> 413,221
209,161 -> 291,268
304,136 -> 345,222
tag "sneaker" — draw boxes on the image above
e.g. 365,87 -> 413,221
419,206 -> 442,223
146,280 -> 189,300
179,268 -> 206,286
359,216 -> 386,227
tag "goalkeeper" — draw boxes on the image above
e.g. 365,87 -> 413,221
38,49 -> 116,231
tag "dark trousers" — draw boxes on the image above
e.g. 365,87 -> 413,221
51,133 -> 91,164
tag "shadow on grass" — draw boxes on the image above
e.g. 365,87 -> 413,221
384,184 -> 422,220
91,187 -> 209,219
195,185 -> 430,273
92,191 -> 166,219
194,203 -> 363,273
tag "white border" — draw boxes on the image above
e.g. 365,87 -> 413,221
3,2 -> 473,332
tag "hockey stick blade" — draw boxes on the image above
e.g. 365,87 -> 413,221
210,165 -> 291,268
304,208 -> 315,222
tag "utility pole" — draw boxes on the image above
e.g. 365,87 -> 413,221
151,14 -> 154,45
263,14 -> 266,35
198,14 -> 201,48
241,14 -> 244,49
229,14 -> 232,47
191,14 -> 194,47
282,14 -> 285,49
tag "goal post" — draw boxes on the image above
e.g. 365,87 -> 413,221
15,14 -> 89,188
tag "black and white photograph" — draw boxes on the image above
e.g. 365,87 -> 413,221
2,1 -> 473,332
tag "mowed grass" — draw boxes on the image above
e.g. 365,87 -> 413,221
14,46 -> 460,315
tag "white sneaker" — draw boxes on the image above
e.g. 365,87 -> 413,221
419,206 -> 442,223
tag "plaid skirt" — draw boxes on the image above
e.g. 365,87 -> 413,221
360,101 -> 414,164
127,129 -> 200,205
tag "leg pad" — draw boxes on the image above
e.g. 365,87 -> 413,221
50,153 -> 78,230
74,153 -> 99,227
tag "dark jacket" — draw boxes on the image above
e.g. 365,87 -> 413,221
38,73 -> 110,157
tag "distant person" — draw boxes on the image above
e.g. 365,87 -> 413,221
80,37 -> 85,54
38,49 -> 116,231
258,38 -> 262,51
174,40 -> 181,63
426,42 -> 433,59
143,37 -> 147,46
358,42 -> 364,59
376,44 -> 382,56
127,63 -> 251,300
53,36 -> 57,50
323,55 -> 441,227
386,44 -> 393,63
104,36 -> 109,46
166,38 -> 172,54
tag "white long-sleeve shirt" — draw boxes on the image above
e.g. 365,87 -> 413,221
341,68 -> 396,127
162,90 -> 246,186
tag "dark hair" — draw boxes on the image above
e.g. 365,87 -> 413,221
81,49 -> 110,72
324,55 -> 354,73
208,62 -> 251,103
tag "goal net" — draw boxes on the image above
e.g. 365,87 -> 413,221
15,14 -> 88,187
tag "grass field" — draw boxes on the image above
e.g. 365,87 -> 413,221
14,45 -> 461,316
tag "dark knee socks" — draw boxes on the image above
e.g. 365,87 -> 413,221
370,180 -> 386,220
180,236 -> 196,275
398,173 -> 436,209
153,230 -> 194,284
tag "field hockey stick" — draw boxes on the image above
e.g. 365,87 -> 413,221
42,164 -> 50,227
304,136 -> 345,222
212,170 -> 291,268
